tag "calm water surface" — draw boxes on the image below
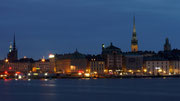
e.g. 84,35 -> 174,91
0,78 -> 180,101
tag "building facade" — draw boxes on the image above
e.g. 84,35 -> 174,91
33,59 -> 50,73
2,58 -> 34,74
86,55 -> 105,75
51,50 -> 87,74
102,42 -> 122,74
123,53 -> 143,74
144,57 -> 170,75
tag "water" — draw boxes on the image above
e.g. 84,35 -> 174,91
0,78 -> 180,101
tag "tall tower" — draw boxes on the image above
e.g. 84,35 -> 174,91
7,33 -> 18,62
164,38 -> 171,51
131,16 -> 138,52
13,33 -> 16,51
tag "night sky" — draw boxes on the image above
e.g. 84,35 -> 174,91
0,0 -> 180,59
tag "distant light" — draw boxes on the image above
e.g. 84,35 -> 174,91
44,73 -> 48,76
9,67 -> 12,70
78,73 -> 82,76
93,71 -> 97,74
28,73 -> 31,76
102,44 -> 105,48
155,67 -> 161,70
78,70 -> 84,74
16,72 -> 20,74
158,69 -> 162,72
49,54 -> 55,58
5,59 -> 8,63
85,69 -> 90,73
70,65 -> 76,71
36,68 -> 40,70
116,70 -> 121,72
33,73 -> 38,76
84,73 -> 90,77
104,69 -> 108,73
18,75 -> 22,79
143,69 -> 147,72
128,70 -> 133,73
24,56 -> 27,59
4,71 -> 8,74
41,58 -> 45,62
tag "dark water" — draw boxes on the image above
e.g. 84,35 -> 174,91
0,78 -> 180,101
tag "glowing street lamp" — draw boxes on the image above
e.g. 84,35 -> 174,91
41,58 -> 45,62
5,59 -> 8,63
143,69 -> 147,73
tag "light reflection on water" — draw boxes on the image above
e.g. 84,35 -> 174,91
1,78 -> 180,101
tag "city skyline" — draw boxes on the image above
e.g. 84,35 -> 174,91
1,1 -> 180,101
1,0 -> 180,59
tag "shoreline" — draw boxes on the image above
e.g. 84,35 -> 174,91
2,75 -> 180,80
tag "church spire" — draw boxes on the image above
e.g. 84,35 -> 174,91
131,16 -> 138,52
13,32 -> 16,51
7,33 -> 18,62
133,16 -> 136,33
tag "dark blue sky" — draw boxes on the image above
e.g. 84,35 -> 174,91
0,0 -> 180,59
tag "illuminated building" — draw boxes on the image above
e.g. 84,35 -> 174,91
51,49 -> 87,74
33,59 -> 50,73
144,56 -> 169,75
2,58 -> 34,73
170,60 -> 180,74
102,42 -> 122,74
7,34 -> 18,62
86,55 -> 105,75
123,52 -> 143,74
131,16 -> 138,52
49,54 -> 56,73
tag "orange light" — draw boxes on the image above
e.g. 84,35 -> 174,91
4,71 -> 8,74
16,72 -> 20,74
41,58 -> 45,62
5,59 -> 8,63
78,70 -> 84,73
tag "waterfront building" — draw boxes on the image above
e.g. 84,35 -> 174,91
86,55 -> 105,75
169,60 -> 180,74
123,52 -> 143,74
144,56 -> 170,75
7,34 -> 18,62
2,57 -> 34,74
49,54 -> 56,73
102,42 -> 122,74
33,58 -> 50,73
131,16 -> 138,52
50,50 -> 87,74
